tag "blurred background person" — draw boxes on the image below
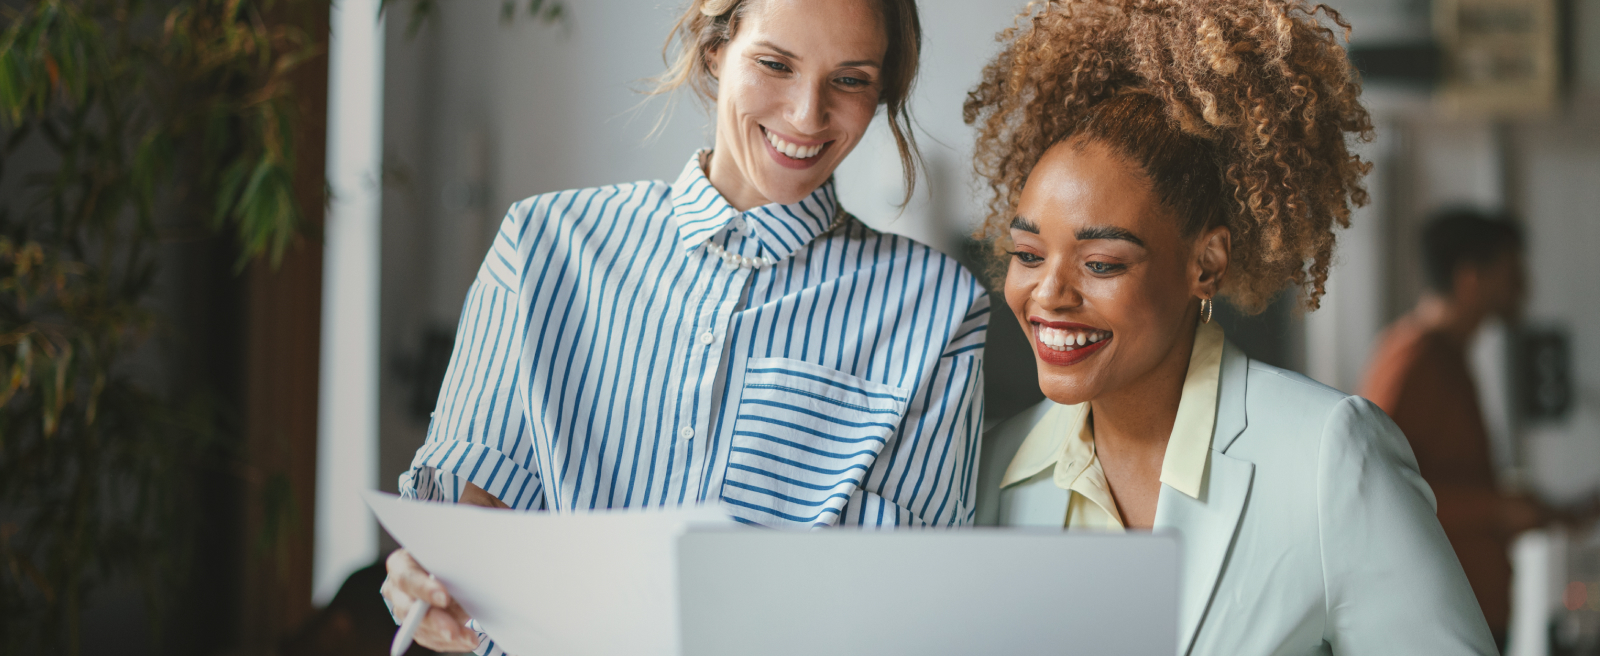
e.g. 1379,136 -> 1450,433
1361,208 -> 1539,646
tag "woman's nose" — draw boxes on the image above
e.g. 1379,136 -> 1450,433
785,79 -> 828,134
1033,263 -> 1082,311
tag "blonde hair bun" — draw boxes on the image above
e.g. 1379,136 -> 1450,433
700,0 -> 739,17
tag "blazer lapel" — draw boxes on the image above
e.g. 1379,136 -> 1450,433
1154,452 -> 1253,656
1155,340 -> 1255,655
1212,340 -> 1250,451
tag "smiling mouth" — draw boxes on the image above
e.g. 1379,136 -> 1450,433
1034,324 -> 1112,352
761,126 -> 828,160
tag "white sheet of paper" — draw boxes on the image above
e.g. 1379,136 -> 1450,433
363,490 -> 732,656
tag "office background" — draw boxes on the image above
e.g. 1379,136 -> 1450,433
4,0 -> 1596,654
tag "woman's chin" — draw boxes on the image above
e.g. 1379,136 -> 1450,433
752,162 -> 838,201
752,179 -> 823,206
1037,374 -> 1100,408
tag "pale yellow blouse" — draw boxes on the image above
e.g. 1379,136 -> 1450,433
998,322 -> 1225,530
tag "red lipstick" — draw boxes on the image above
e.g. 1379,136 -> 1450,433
1029,317 -> 1112,367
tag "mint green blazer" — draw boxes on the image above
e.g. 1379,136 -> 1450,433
976,339 -> 1498,655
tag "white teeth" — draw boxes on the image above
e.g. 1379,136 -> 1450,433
766,129 -> 822,159
1036,326 -> 1111,352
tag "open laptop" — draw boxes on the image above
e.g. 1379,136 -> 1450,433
364,491 -> 1179,656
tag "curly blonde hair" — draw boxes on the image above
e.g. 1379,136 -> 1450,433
963,0 -> 1374,312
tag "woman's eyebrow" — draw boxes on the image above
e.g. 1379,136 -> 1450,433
1009,216 -> 1040,234
754,41 -> 800,60
838,58 -> 882,68
754,40 -> 880,69
1075,225 -> 1146,247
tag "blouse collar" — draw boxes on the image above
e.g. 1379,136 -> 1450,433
669,149 -> 841,262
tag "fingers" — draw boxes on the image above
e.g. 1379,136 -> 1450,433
419,606 -> 480,652
384,548 -> 477,651
442,595 -> 474,625
387,548 -> 452,607
379,575 -> 412,618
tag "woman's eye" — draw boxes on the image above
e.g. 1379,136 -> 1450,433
759,60 -> 790,73
836,76 -> 867,87
1008,250 -> 1043,265
1085,261 -> 1123,274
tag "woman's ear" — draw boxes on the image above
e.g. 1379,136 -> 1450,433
1192,225 -> 1231,299
706,44 -> 723,80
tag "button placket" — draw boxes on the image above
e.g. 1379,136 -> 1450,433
680,262 -> 754,501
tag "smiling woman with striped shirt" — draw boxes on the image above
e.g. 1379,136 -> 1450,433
378,0 -> 989,652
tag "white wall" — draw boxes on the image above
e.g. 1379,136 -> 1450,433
1303,122 -> 1393,395
315,0 -> 384,605
1517,98 -> 1600,503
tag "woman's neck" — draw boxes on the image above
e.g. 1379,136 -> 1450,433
1091,324 -> 1197,452
1088,323 -> 1198,528
705,148 -> 769,212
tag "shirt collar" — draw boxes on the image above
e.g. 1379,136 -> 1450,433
999,321 -> 1226,500
669,149 -> 840,262
1158,320 -> 1224,498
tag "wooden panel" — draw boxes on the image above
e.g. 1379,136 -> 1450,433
236,1 -> 329,649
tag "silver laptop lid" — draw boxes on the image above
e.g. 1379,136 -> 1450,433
678,528 -> 1180,656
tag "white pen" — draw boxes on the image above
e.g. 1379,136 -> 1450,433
391,597 -> 431,656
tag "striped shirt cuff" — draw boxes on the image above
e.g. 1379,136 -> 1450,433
411,439 -> 541,509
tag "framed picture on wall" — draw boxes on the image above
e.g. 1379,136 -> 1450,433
1434,0 -> 1560,115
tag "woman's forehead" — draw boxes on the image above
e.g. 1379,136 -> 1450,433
1017,141 -> 1174,241
735,0 -> 886,59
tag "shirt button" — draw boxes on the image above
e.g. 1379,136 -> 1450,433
698,331 -> 715,345
679,426 -> 695,440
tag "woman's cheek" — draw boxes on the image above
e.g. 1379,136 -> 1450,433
838,90 -> 876,122
840,92 -> 878,132
737,80 -> 772,118
1076,274 -> 1121,306
1003,266 -> 1035,317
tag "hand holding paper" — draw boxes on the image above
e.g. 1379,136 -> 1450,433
364,491 -> 733,656
380,548 -> 479,652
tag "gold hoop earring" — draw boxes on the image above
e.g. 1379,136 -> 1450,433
1201,297 -> 1214,324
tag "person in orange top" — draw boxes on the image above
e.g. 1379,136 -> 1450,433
1361,208 -> 1539,645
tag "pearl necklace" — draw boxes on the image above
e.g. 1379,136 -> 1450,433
702,238 -> 778,269
701,211 -> 847,270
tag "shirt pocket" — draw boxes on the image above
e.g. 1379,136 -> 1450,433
719,357 -> 911,528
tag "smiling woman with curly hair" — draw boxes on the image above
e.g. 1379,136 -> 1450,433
969,1 -> 1498,653
965,0 -> 1373,309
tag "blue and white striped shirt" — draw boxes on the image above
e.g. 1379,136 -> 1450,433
400,151 -> 988,653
